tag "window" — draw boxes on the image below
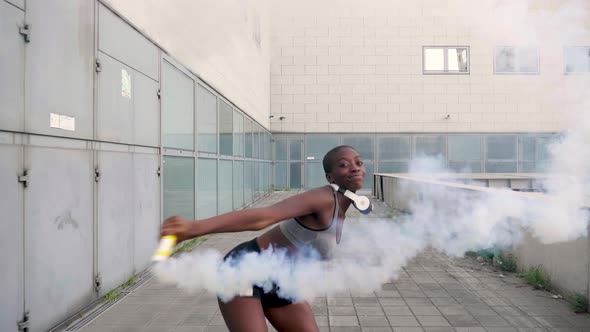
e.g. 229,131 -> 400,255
494,46 -> 539,74
197,84 -> 217,153
161,61 -> 194,150
565,46 -> 590,73
218,99 -> 233,156
423,47 -> 469,74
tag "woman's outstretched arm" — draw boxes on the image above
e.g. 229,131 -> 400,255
161,187 -> 333,243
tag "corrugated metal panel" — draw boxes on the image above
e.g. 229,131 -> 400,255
0,2 -> 24,132
24,1 -> 94,139
133,153 -> 160,272
0,143 -> 24,332
24,146 -> 94,332
97,151 -> 134,295
98,3 -> 159,81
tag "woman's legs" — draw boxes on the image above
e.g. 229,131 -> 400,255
264,302 -> 320,332
218,296 -> 268,332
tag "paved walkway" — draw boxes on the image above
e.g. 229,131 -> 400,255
80,192 -> 590,332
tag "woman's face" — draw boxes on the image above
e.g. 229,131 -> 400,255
326,148 -> 366,192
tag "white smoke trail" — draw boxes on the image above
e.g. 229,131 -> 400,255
154,0 -> 590,302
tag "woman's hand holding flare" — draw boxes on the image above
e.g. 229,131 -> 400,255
161,215 -> 193,244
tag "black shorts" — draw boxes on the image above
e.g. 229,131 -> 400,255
222,238 -> 292,308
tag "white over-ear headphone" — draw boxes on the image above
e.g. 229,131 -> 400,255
329,183 -> 373,215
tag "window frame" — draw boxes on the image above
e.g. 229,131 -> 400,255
422,46 -> 470,75
494,46 -> 540,75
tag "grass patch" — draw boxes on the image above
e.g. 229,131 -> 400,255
518,265 -> 551,291
496,253 -> 517,272
171,236 -> 208,256
570,293 -> 589,313
464,249 -> 517,272
104,276 -> 137,302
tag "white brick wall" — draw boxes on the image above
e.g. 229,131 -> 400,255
270,0 -> 590,133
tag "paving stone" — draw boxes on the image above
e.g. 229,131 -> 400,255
383,306 -> 414,316
379,298 -> 408,306
362,327 -> 393,332
416,315 -> 451,327
423,327 -> 455,332
354,297 -> 382,306
180,313 -> 214,326
454,327 -> 487,332
387,315 -> 421,327
445,315 -> 481,327
431,298 -> 460,306
533,316 -> 575,328
405,298 -> 433,306
330,315 -> 361,327
474,315 -> 512,327
330,306 -> 358,315
410,305 -> 442,316
329,297 -> 355,306
359,315 -> 391,327
438,306 -> 471,316
356,306 -> 386,315
331,327 -> 362,332
316,316 -> 329,326
504,315 -> 543,328
392,328 -> 425,332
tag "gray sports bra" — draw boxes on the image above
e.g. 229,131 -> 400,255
279,185 -> 340,258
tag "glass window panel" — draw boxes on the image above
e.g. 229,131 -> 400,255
415,136 -> 445,157
378,137 -> 411,160
252,127 -> 260,159
307,162 -> 327,188
495,46 -> 516,73
362,161 -> 374,191
495,46 -> 539,74
264,133 -> 271,160
342,136 -> 374,159
219,101 -> 233,156
197,158 -> 217,219
536,137 -> 552,161
197,85 -> 217,153
218,160 -> 233,214
448,135 -> 481,161
565,46 -> 590,73
306,135 -> 339,160
289,139 -> 302,161
290,162 -> 302,189
449,161 -> 482,173
275,139 -> 288,161
486,162 -> 517,173
378,162 -> 408,173
233,111 -> 244,157
265,162 -> 271,192
233,161 -> 244,210
518,47 -> 539,73
163,156 -> 194,219
274,163 -> 288,190
162,62 -> 194,150
486,135 -> 516,160
244,161 -> 253,204
424,48 -> 444,71
245,120 -> 253,158
447,48 -> 468,72
520,136 -> 536,161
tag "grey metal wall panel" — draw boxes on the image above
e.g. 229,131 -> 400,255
133,153 -> 160,272
133,68 -> 160,147
96,53 -> 134,143
98,3 -> 159,81
24,147 -> 93,332
4,0 -> 24,10
24,1 -> 94,139
97,151 -> 134,295
0,2 -> 24,132
0,144 -> 24,332
97,52 -> 160,146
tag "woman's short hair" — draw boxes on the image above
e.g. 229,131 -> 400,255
322,145 -> 358,173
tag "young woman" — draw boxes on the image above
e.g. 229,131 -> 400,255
161,145 -> 367,332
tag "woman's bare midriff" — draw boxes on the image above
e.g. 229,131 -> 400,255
256,225 -> 296,252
